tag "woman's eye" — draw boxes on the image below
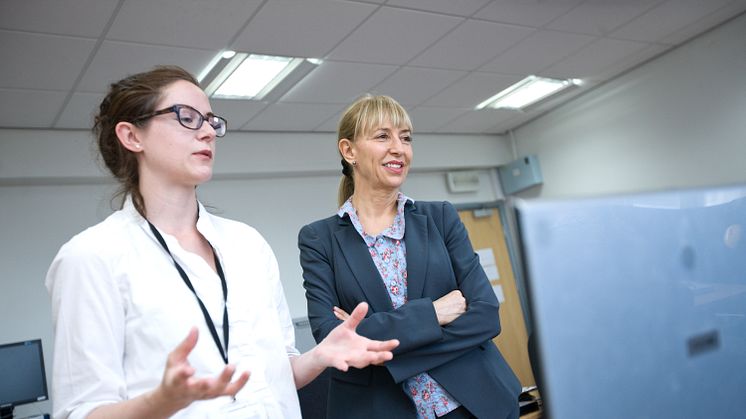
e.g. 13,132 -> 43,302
402,136 -> 413,143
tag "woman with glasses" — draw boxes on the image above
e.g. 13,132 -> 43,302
45,65 -> 398,419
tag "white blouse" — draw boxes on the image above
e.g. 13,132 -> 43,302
46,199 -> 301,419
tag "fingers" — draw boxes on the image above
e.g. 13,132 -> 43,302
215,364 -> 237,386
342,302 -> 368,330
347,350 -> 394,370
188,365 -> 251,400
444,289 -> 465,303
333,306 -> 350,321
368,338 -> 399,352
169,327 -> 199,365
215,365 -> 250,397
224,371 -> 251,396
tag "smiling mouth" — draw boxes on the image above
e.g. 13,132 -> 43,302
384,162 -> 403,169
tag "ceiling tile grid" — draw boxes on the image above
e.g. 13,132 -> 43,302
0,0 -> 743,134
231,0 -> 378,58
327,6 -> 463,65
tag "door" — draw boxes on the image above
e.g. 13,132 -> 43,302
459,207 -> 535,387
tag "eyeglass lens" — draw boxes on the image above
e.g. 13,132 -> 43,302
177,105 -> 227,137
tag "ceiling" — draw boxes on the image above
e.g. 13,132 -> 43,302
2,0 -> 745,135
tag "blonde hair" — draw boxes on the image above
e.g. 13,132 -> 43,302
336,94 -> 412,206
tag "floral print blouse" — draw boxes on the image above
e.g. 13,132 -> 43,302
338,194 -> 460,419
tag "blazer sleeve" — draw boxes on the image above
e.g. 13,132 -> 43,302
299,223 -> 443,354
384,201 -> 503,383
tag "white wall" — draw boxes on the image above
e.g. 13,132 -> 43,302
512,13 -> 746,199
0,128 -> 511,414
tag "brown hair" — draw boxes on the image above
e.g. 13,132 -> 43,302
336,94 -> 412,206
92,65 -> 199,217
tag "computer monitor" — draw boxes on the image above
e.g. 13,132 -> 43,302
515,184 -> 746,419
0,339 -> 49,419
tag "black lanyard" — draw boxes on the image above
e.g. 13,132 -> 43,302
148,221 -> 229,364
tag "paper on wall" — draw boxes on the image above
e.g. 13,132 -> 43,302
476,247 -> 500,280
476,248 -> 496,266
483,264 -> 500,281
492,284 -> 505,303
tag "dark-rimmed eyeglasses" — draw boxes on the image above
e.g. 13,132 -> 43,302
132,104 -> 227,137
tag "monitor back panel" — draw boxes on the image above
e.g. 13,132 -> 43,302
516,185 -> 746,419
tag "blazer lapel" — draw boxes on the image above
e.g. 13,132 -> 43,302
334,218 -> 393,312
404,206 -> 429,300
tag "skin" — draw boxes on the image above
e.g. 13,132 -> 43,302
85,81 -> 399,419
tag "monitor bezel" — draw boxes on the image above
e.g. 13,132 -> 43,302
0,339 -> 49,410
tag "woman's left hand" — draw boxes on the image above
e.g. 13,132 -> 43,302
332,306 -> 350,321
316,302 -> 399,371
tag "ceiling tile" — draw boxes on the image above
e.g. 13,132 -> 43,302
541,37 -> 652,80
0,89 -> 67,128
0,0 -> 118,38
660,0 -> 746,45
77,41 -> 216,93
410,20 -> 535,71
244,102 -> 343,131
385,0 -> 493,16
328,6 -> 462,65
211,98 -> 268,130
55,92 -> 105,129
232,0 -> 377,57
107,0 -> 263,49
610,0 -> 732,43
437,107 -> 517,134
480,30 -> 594,75
475,0 -> 585,27
0,31 -> 95,90
546,0 -> 663,36
370,67 -> 467,106
423,72 -> 521,108
406,106 -> 470,133
280,61 -> 399,104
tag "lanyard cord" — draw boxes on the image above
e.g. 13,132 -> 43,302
147,221 -> 229,364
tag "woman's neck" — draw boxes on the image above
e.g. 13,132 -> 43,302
140,181 -> 199,236
351,186 -> 399,236
138,178 -> 217,272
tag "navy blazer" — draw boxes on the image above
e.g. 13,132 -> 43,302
299,200 -> 521,419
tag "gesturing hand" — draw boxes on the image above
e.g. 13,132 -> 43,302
154,327 -> 251,412
433,290 -> 466,326
317,302 -> 399,371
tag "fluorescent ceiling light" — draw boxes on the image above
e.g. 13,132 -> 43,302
200,52 -> 321,100
476,75 -> 581,110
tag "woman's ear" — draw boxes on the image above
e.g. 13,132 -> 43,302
338,138 -> 355,164
115,121 -> 143,152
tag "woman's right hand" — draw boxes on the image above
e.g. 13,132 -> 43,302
153,327 -> 251,412
433,290 -> 466,325
88,327 -> 251,419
